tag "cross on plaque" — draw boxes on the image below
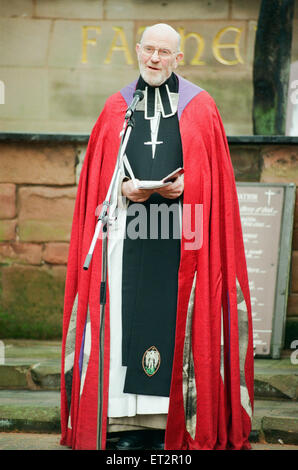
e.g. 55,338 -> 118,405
144,136 -> 164,159
265,189 -> 276,206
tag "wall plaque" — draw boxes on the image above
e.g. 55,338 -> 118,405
236,183 -> 296,358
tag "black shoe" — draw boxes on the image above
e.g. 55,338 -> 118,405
115,431 -> 146,450
150,430 -> 165,450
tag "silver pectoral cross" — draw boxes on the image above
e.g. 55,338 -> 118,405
144,136 -> 164,159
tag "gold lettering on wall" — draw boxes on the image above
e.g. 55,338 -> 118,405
178,28 -> 206,66
81,26 -> 101,64
212,26 -> 244,65
81,25 -> 249,66
104,27 -> 134,65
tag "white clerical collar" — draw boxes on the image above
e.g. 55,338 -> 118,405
136,85 -> 178,119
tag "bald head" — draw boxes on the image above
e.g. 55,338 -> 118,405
140,24 -> 181,52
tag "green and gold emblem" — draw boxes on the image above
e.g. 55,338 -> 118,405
142,346 -> 161,377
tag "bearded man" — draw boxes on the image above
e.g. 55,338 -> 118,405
60,23 -> 254,451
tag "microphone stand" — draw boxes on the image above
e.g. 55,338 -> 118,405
83,111 -> 135,271
82,103 -> 137,450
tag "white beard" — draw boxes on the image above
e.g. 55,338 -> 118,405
138,60 -> 168,87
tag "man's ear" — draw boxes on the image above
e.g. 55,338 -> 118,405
175,51 -> 184,68
136,43 -> 141,55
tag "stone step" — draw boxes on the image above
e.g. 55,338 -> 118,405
0,363 -> 60,390
252,399 -> 298,445
0,340 -> 297,401
0,390 -> 297,445
0,390 -> 60,433
0,339 -> 61,391
254,353 -> 298,400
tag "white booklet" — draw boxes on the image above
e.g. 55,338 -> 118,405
133,167 -> 184,190
122,154 -> 184,190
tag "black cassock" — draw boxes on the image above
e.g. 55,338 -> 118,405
121,74 -> 183,397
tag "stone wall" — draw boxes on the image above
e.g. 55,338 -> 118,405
0,0 -> 297,135
229,140 -> 298,350
0,134 -> 297,349
0,137 -> 84,338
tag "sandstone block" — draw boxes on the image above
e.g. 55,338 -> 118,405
260,147 -> 298,184
0,243 -> 42,265
246,20 -> 258,65
230,145 -> 261,181
48,20 -> 134,68
43,243 -> 69,265
0,0 -> 33,17
0,219 -> 16,241
294,189 -> 298,228
0,67 -> 47,121
105,0 -> 229,20
290,251 -> 298,293
179,70 -> 253,135
18,186 -> 76,242
254,373 -> 298,400
293,190 -> 298,249
30,364 -> 61,390
35,0 -> 103,19
0,365 -> 29,389
262,415 -> 298,445
76,144 -> 88,184
0,184 -> 16,218
0,18 -> 51,67
0,143 -> 76,185
292,229 -> 298,251
231,0 -> 260,19
0,405 -> 61,433
0,265 -> 66,339
287,294 -> 298,317
49,66 -> 137,122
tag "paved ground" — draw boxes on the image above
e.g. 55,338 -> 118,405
0,432 -> 298,451
1,341 -> 298,451
0,432 -> 65,450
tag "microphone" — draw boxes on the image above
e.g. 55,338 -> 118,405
125,89 -> 144,119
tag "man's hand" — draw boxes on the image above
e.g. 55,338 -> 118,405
122,179 -> 154,202
154,175 -> 184,199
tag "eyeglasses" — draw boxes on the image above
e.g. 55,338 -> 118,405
141,45 -> 177,58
